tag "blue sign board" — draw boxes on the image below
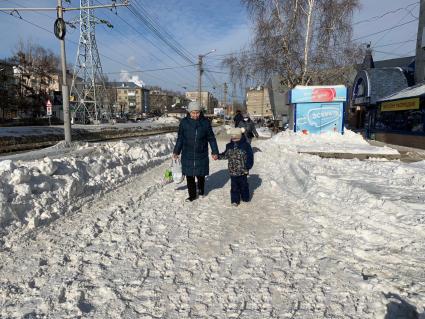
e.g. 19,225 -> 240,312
295,102 -> 344,134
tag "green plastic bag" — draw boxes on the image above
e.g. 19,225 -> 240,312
164,168 -> 173,183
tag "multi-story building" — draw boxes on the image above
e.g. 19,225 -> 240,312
185,91 -> 218,114
149,90 -> 174,114
1,63 -> 84,122
268,76 -> 290,125
0,61 -> 16,121
110,82 -> 150,116
246,86 -> 273,119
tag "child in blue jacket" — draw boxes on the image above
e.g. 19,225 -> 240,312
218,127 -> 254,206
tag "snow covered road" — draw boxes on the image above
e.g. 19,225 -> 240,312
1,131 -> 424,318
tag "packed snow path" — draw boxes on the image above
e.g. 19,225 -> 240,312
1,133 -> 425,318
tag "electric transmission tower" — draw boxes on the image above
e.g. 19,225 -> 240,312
71,0 -> 109,124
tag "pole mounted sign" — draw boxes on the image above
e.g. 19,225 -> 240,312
46,100 -> 53,116
54,17 -> 66,40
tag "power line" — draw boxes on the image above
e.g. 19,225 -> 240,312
0,0 -> 196,87
106,2 -> 198,85
373,3 -> 419,46
353,18 -> 418,41
204,68 -> 230,75
95,0 -> 184,66
103,64 -> 196,75
92,0 -> 196,85
131,1 -> 195,61
353,1 -> 419,26
127,4 -> 194,65
0,6 -> 194,87
373,39 -> 416,48
373,50 -> 409,58
0,9 -> 133,70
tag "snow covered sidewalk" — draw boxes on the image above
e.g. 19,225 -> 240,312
0,131 -> 424,318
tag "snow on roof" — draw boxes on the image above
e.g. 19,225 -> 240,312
294,85 -> 346,89
379,81 -> 425,102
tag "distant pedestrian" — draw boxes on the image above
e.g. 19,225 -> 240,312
233,110 -> 244,128
238,114 -> 259,144
218,127 -> 254,207
173,101 -> 219,202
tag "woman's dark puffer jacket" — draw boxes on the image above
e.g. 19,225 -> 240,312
173,114 -> 219,177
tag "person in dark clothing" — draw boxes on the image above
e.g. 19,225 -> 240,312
173,101 -> 219,202
218,127 -> 254,206
238,114 -> 259,144
233,110 -> 244,128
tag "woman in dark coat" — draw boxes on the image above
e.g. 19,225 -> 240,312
173,101 -> 219,202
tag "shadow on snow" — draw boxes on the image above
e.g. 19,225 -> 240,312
175,170 -> 262,201
384,293 -> 422,319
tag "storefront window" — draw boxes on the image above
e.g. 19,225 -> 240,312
374,108 -> 424,133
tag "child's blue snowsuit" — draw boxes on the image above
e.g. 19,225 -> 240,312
218,136 -> 254,204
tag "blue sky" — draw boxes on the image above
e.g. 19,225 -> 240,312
0,0 -> 420,100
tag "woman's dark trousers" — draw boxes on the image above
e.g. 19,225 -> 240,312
230,175 -> 250,204
186,176 -> 205,199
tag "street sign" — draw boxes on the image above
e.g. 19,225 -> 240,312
46,100 -> 52,116
54,18 -> 66,40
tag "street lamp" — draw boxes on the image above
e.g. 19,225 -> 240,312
198,49 -> 216,110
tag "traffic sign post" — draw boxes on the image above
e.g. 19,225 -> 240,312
46,100 -> 52,126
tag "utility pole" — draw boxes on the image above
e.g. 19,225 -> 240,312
223,82 -> 228,111
198,55 -> 203,107
197,49 -> 216,110
415,0 -> 425,83
232,82 -> 236,116
1,1 -> 128,144
57,0 -> 71,144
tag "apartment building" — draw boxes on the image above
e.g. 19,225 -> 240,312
111,82 -> 150,115
246,86 -> 273,119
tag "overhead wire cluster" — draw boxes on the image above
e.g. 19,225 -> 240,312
0,0 -> 421,97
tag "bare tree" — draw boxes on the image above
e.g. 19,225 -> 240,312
10,39 -> 60,118
224,0 -> 363,88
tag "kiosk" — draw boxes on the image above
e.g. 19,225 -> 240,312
289,85 -> 347,134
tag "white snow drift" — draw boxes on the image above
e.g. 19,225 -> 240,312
0,134 -> 176,234
0,129 -> 424,318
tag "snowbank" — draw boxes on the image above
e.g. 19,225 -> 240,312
272,129 -> 399,155
0,120 -> 180,138
256,127 -> 273,138
258,131 -> 425,228
144,116 -> 180,124
0,134 -> 176,235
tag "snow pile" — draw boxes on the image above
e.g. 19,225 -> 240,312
253,131 -> 425,314
271,129 -> 399,155
257,127 -> 273,138
258,131 -> 425,227
145,116 -> 180,124
0,134 -> 176,234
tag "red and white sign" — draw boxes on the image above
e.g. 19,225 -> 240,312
46,100 -> 52,116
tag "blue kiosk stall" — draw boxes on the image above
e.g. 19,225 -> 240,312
288,85 -> 348,134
